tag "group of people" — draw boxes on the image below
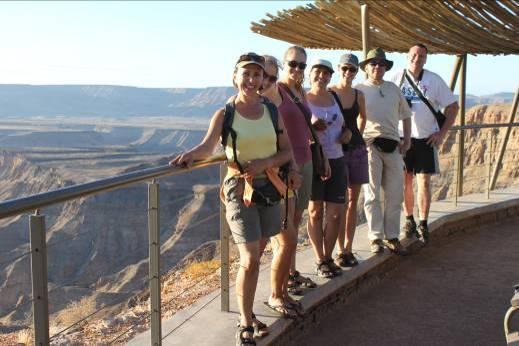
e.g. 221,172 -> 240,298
170,44 -> 458,346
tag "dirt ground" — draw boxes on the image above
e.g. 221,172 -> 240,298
292,217 -> 519,346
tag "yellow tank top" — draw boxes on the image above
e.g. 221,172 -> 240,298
224,104 -> 277,165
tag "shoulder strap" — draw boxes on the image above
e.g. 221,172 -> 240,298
278,83 -> 321,145
329,89 -> 344,110
263,100 -> 282,151
404,69 -> 441,122
354,89 -> 358,105
221,99 -> 236,148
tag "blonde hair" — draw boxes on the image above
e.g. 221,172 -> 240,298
263,55 -> 280,76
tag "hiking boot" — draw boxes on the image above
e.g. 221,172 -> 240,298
370,239 -> 384,254
384,238 -> 409,256
417,224 -> 430,244
402,219 -> 418,239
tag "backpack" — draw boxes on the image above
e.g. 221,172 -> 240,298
220,96 -> 289,227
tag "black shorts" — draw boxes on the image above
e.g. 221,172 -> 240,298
311,157 -> 347,204
403,138 -> 440,175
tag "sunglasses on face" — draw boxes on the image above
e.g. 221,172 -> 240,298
237,52 -> 265,65
286,60 -> 307,70
369,60 -> 387,67
341,66 -> 358,73
264,73 -> 278,83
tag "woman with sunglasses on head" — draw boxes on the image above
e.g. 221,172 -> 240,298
276,46 -> 320,293
329,53 -> 368,268
258,55 -> 304,318
306,59 -> 348,279
170,52 -> 292,346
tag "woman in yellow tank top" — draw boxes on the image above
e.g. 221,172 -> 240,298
170,53 -> 292,346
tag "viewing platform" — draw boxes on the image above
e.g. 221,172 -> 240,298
129,186 -> 519,345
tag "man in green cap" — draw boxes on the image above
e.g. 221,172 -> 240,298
355,48 -> 412,255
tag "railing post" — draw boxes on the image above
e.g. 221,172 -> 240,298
148,181 -> 161,345
30,210 -> 49,346
220,163 -> 230,312
487,135 -> 492,199
490,87 -> 519,190
456,53 -> 467,198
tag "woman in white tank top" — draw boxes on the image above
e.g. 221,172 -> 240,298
306,59 -> 349,279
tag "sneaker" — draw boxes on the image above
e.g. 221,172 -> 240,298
370,239 -> 384,254
335,252 -> 359,267
326,258 -> 342,276
383,238 -> 409,256
402,219 -> 418,239
417,224 -> 430,244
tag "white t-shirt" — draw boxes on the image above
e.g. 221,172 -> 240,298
307,99 -> 344,159
355,80 -> 412,143
390,69 -> 457,139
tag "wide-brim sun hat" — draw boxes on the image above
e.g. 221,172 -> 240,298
235,52 -> 265,71
310,59 -> 334,74
359,48 -> 393,72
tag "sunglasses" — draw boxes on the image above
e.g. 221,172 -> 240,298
264,73 -> 278,83
237,52 -> 265,65
341,66 -> 358,73
369,60 -> 387,67
286,60 -> 307,70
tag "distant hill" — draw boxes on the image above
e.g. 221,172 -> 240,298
0,85 -> 514,118
0,85 -> 235,118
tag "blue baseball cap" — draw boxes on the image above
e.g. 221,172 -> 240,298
339,53 -> 359,67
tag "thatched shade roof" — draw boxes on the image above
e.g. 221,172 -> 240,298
251,0 -> 519,55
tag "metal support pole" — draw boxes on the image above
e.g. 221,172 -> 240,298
148,182 -> 161,345
456,53 -> 467,198
219,164 -> 230,312
487,135 -> 492,199
449,55 -> 463,92
490,87 -> 519,190
361,4 -> 370,60
30,212 -> 49,346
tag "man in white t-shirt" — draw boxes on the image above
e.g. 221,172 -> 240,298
390,44 -> 459,243
356,48 -> 412,256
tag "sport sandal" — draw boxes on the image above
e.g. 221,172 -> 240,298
316,260 -> 334,278
291,270 -> 317,288
236,325 -> 256,346
236,313 -> 268,338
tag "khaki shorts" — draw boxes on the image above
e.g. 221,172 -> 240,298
295,161 -> 313,211
223,177 -> 281,244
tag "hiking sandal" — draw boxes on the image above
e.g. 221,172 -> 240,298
292,270 -> 317,288
285,299 -> 305,317
236,313 -> 268,338
316,261 -> 334,278
326,258 -> 343,276
236,325 -> 256,346
287,276 -> 304,295
263,301 -> 298,319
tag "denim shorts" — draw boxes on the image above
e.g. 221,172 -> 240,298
222,177 -> 281,244
343,145 -> 369,186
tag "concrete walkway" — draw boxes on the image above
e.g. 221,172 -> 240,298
290,216 -> 519,346
128,186 -> 519,346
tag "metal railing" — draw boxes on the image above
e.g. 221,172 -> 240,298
0,115 -> 517,344
0,156 -> 225,345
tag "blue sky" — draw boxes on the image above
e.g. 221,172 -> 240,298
0,1 -> 516,96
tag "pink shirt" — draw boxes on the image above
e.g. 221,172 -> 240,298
278,86 -> 312,165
